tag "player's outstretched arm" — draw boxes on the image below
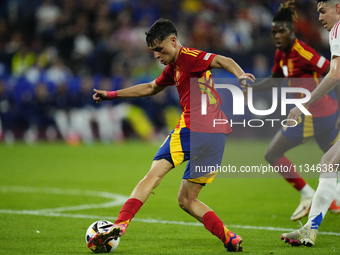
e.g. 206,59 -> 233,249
249,72 -> 284,91
93,80 -> 166,103
301,56 -> 340,110
330,58 -> 340,129
287,56 -> 340,126
332,80 -> 340,129
209,55 -> 255,88
242,72 -> 284,105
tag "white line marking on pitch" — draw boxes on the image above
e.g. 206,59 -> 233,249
0,186 -> 339,237
0,186 -> 129,212
1,209 -> 339,237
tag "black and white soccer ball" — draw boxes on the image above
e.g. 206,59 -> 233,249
85,220 -> 120,253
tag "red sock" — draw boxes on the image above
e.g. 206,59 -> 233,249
115,198 -> 143,226
273,156 -> 306,191
202,211 -> 229,244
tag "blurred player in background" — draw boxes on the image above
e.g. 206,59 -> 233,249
281,0 -> 340,247
245,0 -> 340,221
88,18 -> 255,252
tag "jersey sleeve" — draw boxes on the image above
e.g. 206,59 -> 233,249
186,49 -> 216,73
300,45 -> 329,74
272,50 -> 283,75
306,53 -> 329,74
194,51 -> 216,72
331,22 -> 340,57
155,65 -> 175,86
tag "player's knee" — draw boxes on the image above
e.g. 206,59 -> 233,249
178,200 -> 187,211
319,153 -> 334,168
177,193 -> 197,211
177,193 -> 190,211
320,148 -> 335,165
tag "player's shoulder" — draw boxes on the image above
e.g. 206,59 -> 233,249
292,39 -> 316,60
293,39 -> 315,52
179,47 -> 207,59
330,20 -> 340,40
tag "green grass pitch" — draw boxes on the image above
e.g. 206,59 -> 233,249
0,139 -> 339,254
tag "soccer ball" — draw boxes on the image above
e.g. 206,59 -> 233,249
85,220 -> 120,253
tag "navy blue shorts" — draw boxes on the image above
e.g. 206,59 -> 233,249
154,127 -> 227,184
282,111 -> 340,148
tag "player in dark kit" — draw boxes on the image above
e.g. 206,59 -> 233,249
87,19 -> 255,252
246,0 -> 340,221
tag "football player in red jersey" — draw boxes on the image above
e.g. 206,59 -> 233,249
281,0 -> 340,247
88,18 -> 255,253
246,0 -> 340,221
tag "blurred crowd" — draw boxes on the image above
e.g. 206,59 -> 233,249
0,0 -> 330,144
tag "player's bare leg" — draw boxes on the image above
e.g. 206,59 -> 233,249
130,159 -> 174,202
88,159 -> 173,251
177,179 -> 210,221
178,179 -> 242,252
114,159 -> 174,234
265,130 -> 315,221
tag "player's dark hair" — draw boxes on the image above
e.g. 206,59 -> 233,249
145,18 -> 178,47
273,0 -> 298,24
315,0 -> 340,5
315,0 -> 330,3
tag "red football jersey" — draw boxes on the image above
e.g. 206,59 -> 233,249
272,38 -> 337,117
155,47 -> 231,134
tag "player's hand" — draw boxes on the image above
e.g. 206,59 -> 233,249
287,106 -> 303,126
93,89 -> 108,103
238,73 -> 255,89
